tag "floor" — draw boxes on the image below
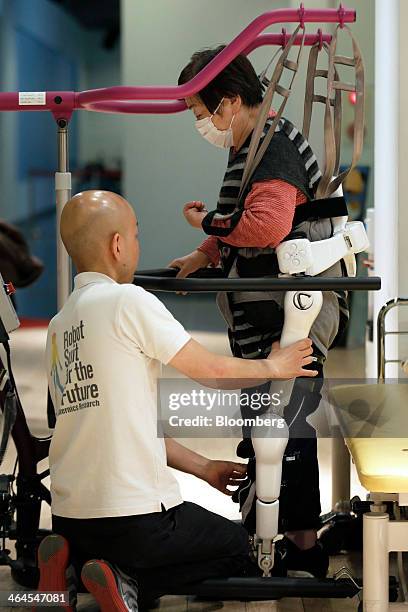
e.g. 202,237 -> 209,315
0,327 -> 370,611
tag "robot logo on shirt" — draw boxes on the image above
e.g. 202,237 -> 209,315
50,332 -> 66,399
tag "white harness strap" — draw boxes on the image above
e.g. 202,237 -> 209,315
239,23 -> 365,204
315,25 -> 365,198
238,25 -> 306,204
303,41 -> 343,178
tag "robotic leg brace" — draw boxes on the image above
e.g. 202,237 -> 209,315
252,289 -> 323,576
251,219 -> 369,576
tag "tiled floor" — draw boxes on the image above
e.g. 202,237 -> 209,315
0,328 -> 370,610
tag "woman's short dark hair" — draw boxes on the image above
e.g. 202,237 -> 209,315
178,45 -> 263,114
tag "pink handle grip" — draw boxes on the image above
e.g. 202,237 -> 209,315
0,7 -> 355,117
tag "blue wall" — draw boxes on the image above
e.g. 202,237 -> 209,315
15,28 -> 78,180
0,0 -> 84,318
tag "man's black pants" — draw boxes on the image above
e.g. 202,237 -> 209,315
53,501 -> 255,599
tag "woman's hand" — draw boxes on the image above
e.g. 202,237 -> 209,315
167,250 -> 211,295
202,460 -> 247,495
266,339 -> 318,379
183,201 -> 208,228
168,249 -> 211,279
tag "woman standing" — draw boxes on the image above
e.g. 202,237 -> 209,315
169,46 -> 348,578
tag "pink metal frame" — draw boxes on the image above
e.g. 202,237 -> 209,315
0,6 -> 355,120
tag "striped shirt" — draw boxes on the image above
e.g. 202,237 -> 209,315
201,117 -> 321,243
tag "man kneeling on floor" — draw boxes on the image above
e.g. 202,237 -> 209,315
42,190 -> 317,611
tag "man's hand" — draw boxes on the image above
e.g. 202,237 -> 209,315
165,438 -> 247,495
202,460 -> 247,496
266,339 -> 318,379
183,201 -> 208,228
170,338 -> 318,389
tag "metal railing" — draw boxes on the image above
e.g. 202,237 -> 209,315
377,298 -> 408,381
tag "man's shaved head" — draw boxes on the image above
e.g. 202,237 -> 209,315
60,191 -> 139,283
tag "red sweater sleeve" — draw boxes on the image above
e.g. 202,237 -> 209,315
216,179 -> 306,249
197,235 -> 220,266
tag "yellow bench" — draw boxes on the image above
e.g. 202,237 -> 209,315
330,383 -> 408,612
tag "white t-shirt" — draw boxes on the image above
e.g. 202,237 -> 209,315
45,272 -> 191,519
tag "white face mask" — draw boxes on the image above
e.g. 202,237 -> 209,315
195,98 -> 235,148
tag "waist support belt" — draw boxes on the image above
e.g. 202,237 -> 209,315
292,195 -> 347,226
221,195 -> 348,278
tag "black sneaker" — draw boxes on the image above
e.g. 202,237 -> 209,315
275,536 -> 329,579
81,560 -> 139,611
